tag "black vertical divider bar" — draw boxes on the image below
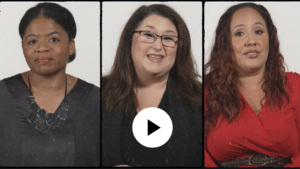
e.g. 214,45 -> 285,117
202,1 -> 205,168
100,0 -> 103,167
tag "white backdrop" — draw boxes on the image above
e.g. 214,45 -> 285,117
205,2 -> 300,73
0,2 -> 100,87
102,2 -> 202,82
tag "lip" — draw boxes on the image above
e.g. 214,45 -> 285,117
146,53 -> 165,63
35,57 -> 54,64
244,50 -> 260,58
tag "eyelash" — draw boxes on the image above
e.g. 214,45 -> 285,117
28,38 -> 60,45
255,30 -> 263,35
234,30 -> 264,37
28,40 -> 37,45
235,32 -> 244,37
50,38 -> 59,42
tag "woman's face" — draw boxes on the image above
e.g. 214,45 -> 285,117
230,7 -> 269,74
22,17 -> 75,76
131,14 -> 177,78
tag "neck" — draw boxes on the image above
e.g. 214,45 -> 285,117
135,71 -> 169,90
237,67 -> 265,90
28,69 -> 66,95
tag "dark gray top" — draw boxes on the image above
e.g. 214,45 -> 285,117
0,74 -> 100,167
102,77 -> 203,167
121,84 -> 168,167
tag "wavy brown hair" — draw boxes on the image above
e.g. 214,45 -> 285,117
204,3 -> 289,135
103,4 -> 202,112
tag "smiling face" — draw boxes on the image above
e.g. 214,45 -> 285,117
22,17 -> 75,76
230,7 -> 269,74
131,14 -> 177,78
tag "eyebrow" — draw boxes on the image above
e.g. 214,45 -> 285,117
142,25 -> 177,35
232,22 -> 265,31
26,31 -> 61,39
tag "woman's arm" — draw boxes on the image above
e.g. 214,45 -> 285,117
284,73 -> 300,167
204,136 -> 218,167
284,103 -> 300,167
204,92 -> 218,167
284,115 -> 300,168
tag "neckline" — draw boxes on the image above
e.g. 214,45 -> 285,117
17,73 -> 81,114
18,73 -> 80,97
238,89 -> 267,116
135,78 -> 169,114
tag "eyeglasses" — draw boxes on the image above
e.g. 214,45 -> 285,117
134,30 -> 179,47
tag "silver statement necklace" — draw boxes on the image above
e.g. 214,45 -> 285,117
27,75 -> 69,132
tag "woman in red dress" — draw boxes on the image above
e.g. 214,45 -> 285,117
204,3 -> 300,167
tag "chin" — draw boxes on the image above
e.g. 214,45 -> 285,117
147,70 -> 162,76
144,65 -> 160,73
247,63 -> 265,70
240,66 -> 264,73
36,71 -> 57,77
32,67 -> 64,77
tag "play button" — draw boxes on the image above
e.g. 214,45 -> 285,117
148,120 -> 160,136
132,107 -> 173,148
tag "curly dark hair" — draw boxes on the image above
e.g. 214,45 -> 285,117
204,3 -> 289,135
103,4 -> 202,112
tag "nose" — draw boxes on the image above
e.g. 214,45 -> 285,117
245,33 -> 257,46
36,40 -> 49,53
152,37 -> 163,51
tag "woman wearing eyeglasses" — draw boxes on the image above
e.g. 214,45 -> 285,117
102,4 -> 202,167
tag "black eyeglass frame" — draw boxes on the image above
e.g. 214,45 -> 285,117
134,30 -> 179,47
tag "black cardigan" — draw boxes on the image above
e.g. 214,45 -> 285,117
102,77 -> 203,167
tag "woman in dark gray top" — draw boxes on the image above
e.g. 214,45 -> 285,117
102,4 -> 202,167
0,3 -> 100,166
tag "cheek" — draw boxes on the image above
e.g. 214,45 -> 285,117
166,48 -> 177,63
22,46 -> 34,61
54,45 -> 69,60
263,38 -> 269,53
257,37 -> 269,56
232,39 -> 243,54
131,40 -> 148,62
